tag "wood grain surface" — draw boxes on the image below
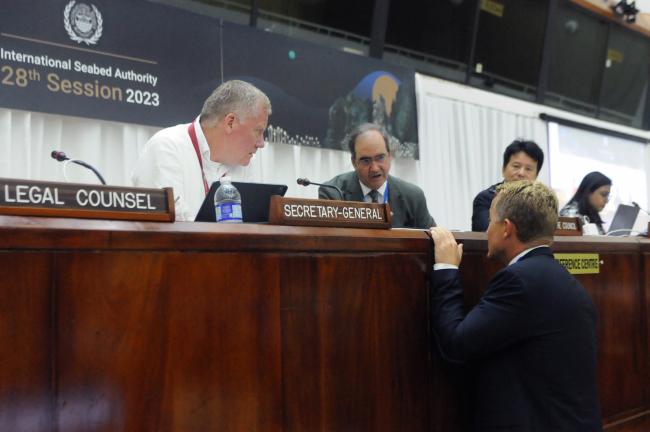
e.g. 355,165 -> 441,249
0,216 -> 648,431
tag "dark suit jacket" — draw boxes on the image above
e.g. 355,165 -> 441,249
432,247 -> 602,431
471,183 -> 499,232
318,171 -> 435,228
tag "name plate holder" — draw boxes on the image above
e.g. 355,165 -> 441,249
268,196 -> 392,229
555,216 -> 582,236
0,178 -> 175,222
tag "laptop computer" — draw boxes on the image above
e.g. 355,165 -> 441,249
195,181 -> 288,223
607,204 -> 640,236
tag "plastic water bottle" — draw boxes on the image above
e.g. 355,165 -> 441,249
214,176 -> 243,223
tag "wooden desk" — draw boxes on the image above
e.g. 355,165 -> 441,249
0,216 -> 648,431
0,216 -> 431,431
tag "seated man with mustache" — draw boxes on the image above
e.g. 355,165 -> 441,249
319,123 -> 435,229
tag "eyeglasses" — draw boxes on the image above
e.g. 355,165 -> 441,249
356,153 -> 388,167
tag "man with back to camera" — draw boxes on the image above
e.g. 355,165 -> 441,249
318,123 -> 435,228
430,181 -> 602,432
132,80 -> 272,221
471,139 -> 544,231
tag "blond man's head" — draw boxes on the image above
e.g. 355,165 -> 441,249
494,180 -> 558,243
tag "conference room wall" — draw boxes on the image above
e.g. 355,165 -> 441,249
1,73 -> 649,231
416,73 -> 650,230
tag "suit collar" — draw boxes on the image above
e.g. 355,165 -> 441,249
508,245 -> 551,266
488,182 -> 503,194
386,175 -> 402,204
346,172 -> 364,201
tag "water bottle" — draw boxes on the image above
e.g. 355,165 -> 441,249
214,176 -> 243,223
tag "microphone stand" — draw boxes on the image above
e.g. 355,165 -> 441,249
297,178 -> 344,201
52,151 -> 106,185
71,160 -> 107,185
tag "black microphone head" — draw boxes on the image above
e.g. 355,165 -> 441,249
51,150 -> 68,162
297,178 -> 311,186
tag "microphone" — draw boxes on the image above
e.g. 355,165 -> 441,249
51,150 -> 107,185
51,150 -> 68,162
297,178 -> 344,201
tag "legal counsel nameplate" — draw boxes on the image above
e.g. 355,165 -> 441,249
0,178 -> 174,222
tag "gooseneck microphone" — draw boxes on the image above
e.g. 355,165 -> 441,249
51,150 -> 69,162
51,150 -> 107,185
297,178 -> 344,201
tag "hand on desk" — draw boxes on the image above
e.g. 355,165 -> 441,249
429,227 -> 463,267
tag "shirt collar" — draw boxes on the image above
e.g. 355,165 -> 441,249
508,245 -> 550,266
359,180 -> 388,203
193,117 -> 212,159
194,117 -> 232,181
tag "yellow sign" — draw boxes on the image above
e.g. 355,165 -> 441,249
481,0 -> 504,17
554,253 -> 600,275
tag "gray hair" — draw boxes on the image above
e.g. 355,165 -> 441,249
344,123 -> 391,159
200,80 -> 272,126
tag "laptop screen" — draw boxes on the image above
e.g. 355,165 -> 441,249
195,181 -> 288,223
607,204 -> 639,236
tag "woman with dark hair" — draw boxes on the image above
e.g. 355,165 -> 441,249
560,171 -> 612,234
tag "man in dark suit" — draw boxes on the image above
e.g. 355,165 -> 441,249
472,140 -> 544,231
430,181 -> 601,432
319,123 -> 435,228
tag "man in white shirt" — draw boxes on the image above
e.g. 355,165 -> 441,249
132,80 -> 272,221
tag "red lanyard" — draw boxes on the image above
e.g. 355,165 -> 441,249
187,122 -> 209,195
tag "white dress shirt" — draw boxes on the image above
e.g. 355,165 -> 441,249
132,117 -> 247,221
359,180 -> 387,203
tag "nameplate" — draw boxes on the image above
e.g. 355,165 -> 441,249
554,216 -> 582,236
554,253 -> 600,275
0,178 -> 175,222
268,196 -> 392,229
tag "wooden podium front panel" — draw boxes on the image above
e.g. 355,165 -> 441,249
0,216 -> 432,431
554,238 -> 648,429
280,252 -> 431,431
3,216 -> 649,431
580,252 -> 646,423
53,251 -> 283,432
0,252 -> 53,430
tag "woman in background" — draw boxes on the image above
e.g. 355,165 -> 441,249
560,171 -> 612,235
